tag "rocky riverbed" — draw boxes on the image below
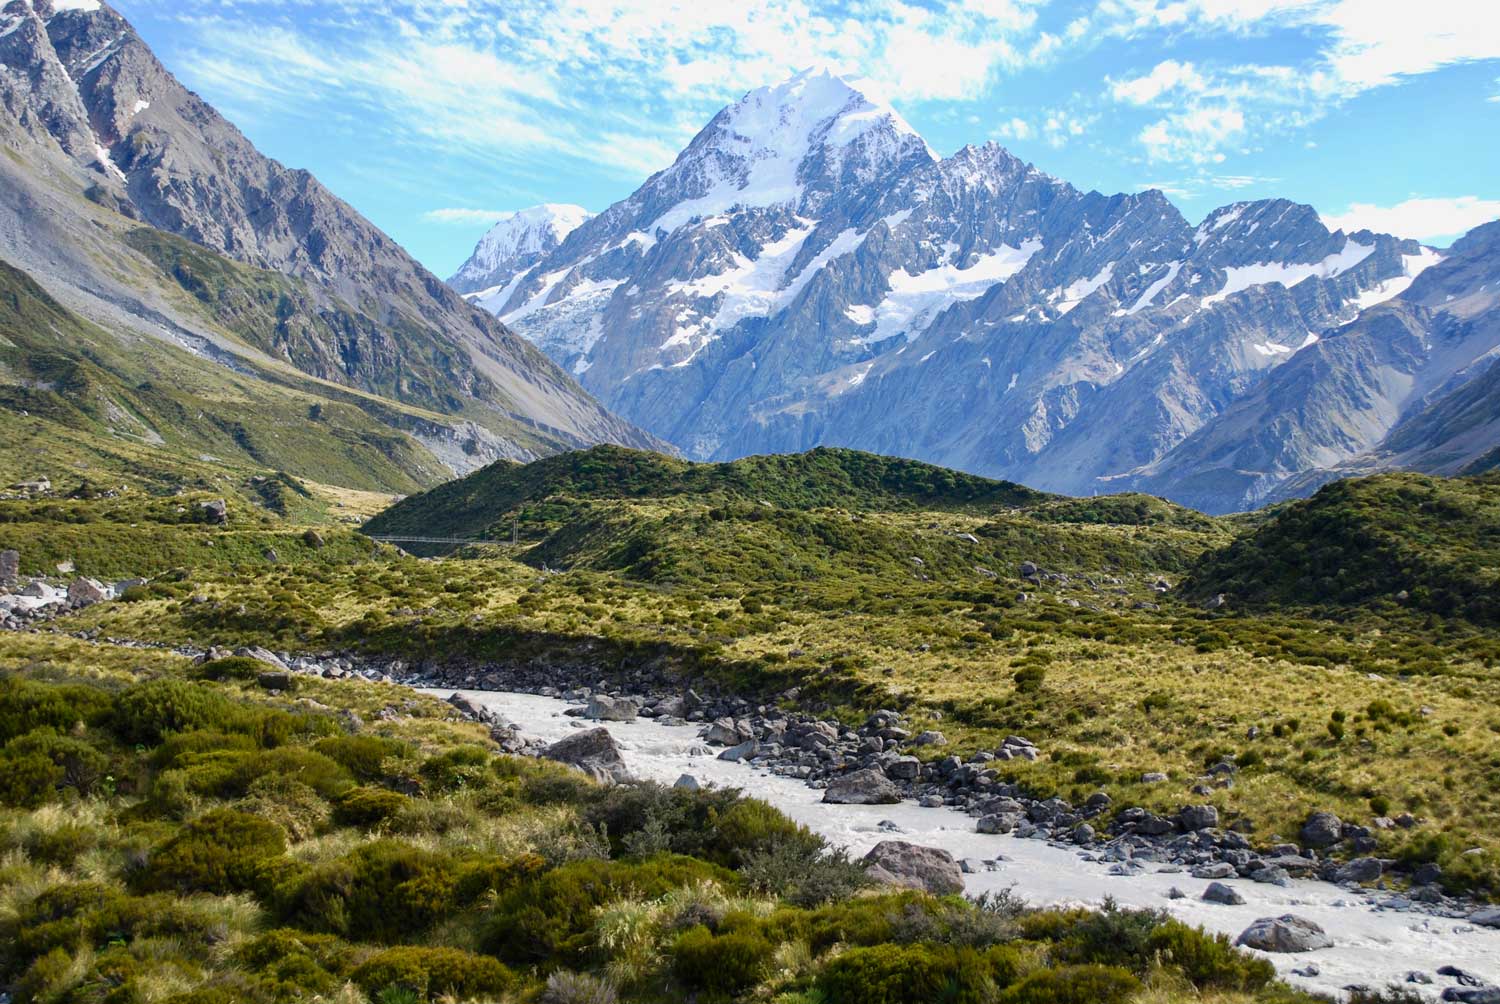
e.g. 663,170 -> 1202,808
437,686 -> 1500,1003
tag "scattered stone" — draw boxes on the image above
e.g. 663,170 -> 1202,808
914,731 -> 947,746
1178,804 -> 1220,831
1191,862 -> 1236,880
1335,857 -> 1384,884
1142,771 -> 1169,783
1407,972 -> 1434,985
703,717 -> 749,746
235,646 -> 289,671
1293,964 -> 1322,978
302,529 -> 325,549
822,768 -> 901,805
1249,866 -> 1292,887
718,739 -> 759,762
977,813 -> 1020,834
1203,881 -> 1246,905
584,694 -> 639,722
263,548 -> 280,563
198,499 -> 229,524
256,670 -> 293,691
959,858 -> 984,874
885,756 -> 922,780
1438,967 -> 1488,988
1235,915 -> 1334,953
1442,991 -> 1500,1004
542,728 -> 630,784
1299,811 -> 1343,849
1167,887 -> 1187,900
673,774 -> 701,791
1468,907 -> 1500,929
66,577 -> 107,608
862,841 -> 964,895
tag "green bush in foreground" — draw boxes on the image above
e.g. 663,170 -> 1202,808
815,942 -> 1005,1004
138,808 -> 286,894
352,946 -> 514,1001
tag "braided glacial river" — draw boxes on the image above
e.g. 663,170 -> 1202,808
428,689 -> 1500,1000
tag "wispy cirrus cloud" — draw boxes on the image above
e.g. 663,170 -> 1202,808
1095,0 -> 1500,164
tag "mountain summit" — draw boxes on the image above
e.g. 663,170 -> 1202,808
449,204 -> 592,295
459,67 -> 1498,512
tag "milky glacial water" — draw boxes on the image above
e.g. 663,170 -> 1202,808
429,689 -> 1500,999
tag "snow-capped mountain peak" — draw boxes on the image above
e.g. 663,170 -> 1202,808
645,67 -> 936,233
448,203 -> 591,295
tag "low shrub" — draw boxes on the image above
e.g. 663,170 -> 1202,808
194,657 -> 267,681
276,840 -> 462,942
138,808 -> 287,894
351,946 -> 514,1001
418,746 -> 493,794
234,929 -> 350,1000
1000,964 -> 1141,1004
333,785 -> 411,828
815,943 -> 1001,1004
234,775 -> 330,842
313,734 -> 408,782
0,677 -> 113,744
4,731 -> 110,796
482,855 -> 735,967
673,925 -> 776,1001
541,970 -> 618,1004
1146,920 -> 1274,990
111,678 -> 240,745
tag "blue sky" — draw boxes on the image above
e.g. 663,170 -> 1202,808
112,0 -> 1500,277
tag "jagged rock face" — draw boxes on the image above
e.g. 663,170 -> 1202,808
475,68 -> 1461,508
0,0 -> 661,472
450,204 -> 591,296
1134,221 -> 1500,511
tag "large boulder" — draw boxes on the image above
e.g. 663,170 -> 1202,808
1299,812 -> 1343,848
1335,857 -> 1384,884
823,768 -> 901,805
1235,915 -> 1334,953
67,577 -> 107,608
235,646 -> 289,671
885,756 -> 922,780
198,498 -> 229,524
542,728 -> 630,784
1202,882 -> 1245,905
1468,907 -> 1500,928
862,841 -> 964,895
1178,804 -> 1220,831
702,717 -> 750,746
584,694 -> 638,722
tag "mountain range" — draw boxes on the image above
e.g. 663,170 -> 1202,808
0,0 -> 658,494
454,67 -> 1500,513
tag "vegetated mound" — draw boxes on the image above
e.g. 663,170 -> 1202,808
1025,493 -> 1220,531
1184,472 -> 1500,624
364,445 -> 1048,540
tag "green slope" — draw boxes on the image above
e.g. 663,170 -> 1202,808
0,258 -> 458,494
1185,471 -> 1500,624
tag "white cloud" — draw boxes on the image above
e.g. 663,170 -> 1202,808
1321,196 -> 1500,243
1105,0 -> 1500,97
1490,78 -> 1500,102
1110,59 -> 1205,104
424,208 -> 514,225
997,116 -> 1033,140
1139,104 -> 1244,163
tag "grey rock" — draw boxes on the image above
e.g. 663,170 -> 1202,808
235,646 -> 289,671
862,841 -> 964,895
1442,991 -> 1500,1004
542,728 -> 631,784
1407,972 -> 1433,985
977,813 -> 1021,834
1202,882 -> 1246,905
256,670 -> 293,691
718,739 -> 759,762
1335,857 -> 1384,884
673,774 -> 702,791
1468,907 -> 1500,928
1178,804 -> 1220,831
914,730 -> 947,746
1235,915 -> 1334,953
822,768 -> 901,805
584,694 -> 639,722
66,577 -> 107,607
885,756 -> 921,780
198,500 -> 229,525
1249,866 -> 1292,887
1191,863 -> 1236,880
1300,811 -> 1343,848
1142,772 -> 1169,783
0,549 -> 18,586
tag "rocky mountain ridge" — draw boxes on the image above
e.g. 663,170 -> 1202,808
0,0 -> 661,487
461,67 -> 1496,512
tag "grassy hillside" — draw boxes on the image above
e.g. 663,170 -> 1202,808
1186,472 -> 1500,625
16,448 -> 1485,902
363,446 -> 1048,543
0,258 -> 456,494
